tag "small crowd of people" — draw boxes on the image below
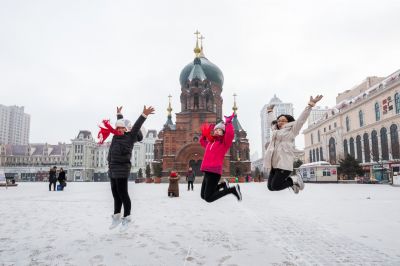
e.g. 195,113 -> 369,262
48,166 -> 66,191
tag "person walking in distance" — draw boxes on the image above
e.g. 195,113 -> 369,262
199,113 -> 242,202
186,167 -> 195,191
264,95 -> 323,194
48,166 -> 57,191
98,105 -> 155,232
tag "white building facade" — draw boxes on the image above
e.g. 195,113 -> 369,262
303,70 -> 400,182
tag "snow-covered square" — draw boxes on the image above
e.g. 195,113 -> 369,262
1,182 -> 400,265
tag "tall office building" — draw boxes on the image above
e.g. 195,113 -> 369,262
0,105 -> 30,145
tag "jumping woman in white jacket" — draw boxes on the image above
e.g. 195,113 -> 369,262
264,95 -> 323,193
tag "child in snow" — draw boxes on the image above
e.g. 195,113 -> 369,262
98,105 -> 155,232
264,95 -> 323,194
199,113 -> 242,202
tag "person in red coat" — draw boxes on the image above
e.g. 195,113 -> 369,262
199,113 -> 242,202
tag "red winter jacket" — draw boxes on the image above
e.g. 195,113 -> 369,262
199,122 -> 234,175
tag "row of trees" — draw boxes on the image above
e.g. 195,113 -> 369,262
136,163 -> 163,179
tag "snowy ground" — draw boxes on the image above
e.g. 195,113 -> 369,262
1,182 -> 400,266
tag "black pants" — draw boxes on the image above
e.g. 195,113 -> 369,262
110,178 -> 131,217
49,182 -> 56,191
187,181 -> 194,190
267,168 -> 293,191
200,172 -> 234,202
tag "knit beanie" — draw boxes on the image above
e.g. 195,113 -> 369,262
214,121 -> 225,132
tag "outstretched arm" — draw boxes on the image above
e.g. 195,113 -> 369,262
129,106 -> 155,139
223,113 -> 235,148
291,95 -> 323,136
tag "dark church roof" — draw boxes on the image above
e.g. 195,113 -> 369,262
179,56 -> 224,87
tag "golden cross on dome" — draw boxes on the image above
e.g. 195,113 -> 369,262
193,30 -> 201,57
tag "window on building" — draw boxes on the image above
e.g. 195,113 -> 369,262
380,127 -> 389,160
346,116 -> 350,132
371,130 -> 379,161
343,139 -> 348,155
311,133 -> 314,145
329,137 -> 336,164
391,124 -> 400,159
363,133 -> 370,162
359,110 -> 364,127
317,130 -> 320,142
375,102 -> 380,121
395,93 -> 400,114
320,147 -> 324,161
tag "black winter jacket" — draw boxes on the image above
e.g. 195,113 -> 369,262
108,113 -> 146,178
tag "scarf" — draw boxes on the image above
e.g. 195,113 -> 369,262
97,119 -> 123,144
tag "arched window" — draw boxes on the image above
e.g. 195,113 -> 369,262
380,127 -> 389,160
320,147 -> 324,161
359,110 -> 364,127
395,93 -> 400,114
346,116 -> 350,132
363,133 -> 370,162
329,137 -> 336,164
343,139 -> 348,156
356,135 -> 362,162
375,102 -> 380,121
318,130 -> 320,142
316,148 -> 320,161
312,149 -> 316,162
349,137 -> 355,158
371,130 -> 379,162
391,124 -> 400,159
309,150 -> 312,163
311,133 -> 314,145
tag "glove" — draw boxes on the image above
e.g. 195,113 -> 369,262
224,112 -> 235,124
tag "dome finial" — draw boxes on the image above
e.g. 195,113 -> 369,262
199,35 -> 205,57
233,93 -> 238,114
193,30 -> 201,57
167,94 -> 173,116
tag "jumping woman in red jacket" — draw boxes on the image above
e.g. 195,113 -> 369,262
199,113 -> 242,202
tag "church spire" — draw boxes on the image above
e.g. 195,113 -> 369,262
167,94 -> 173,116
164,95 -> 174,129
232,93 -> 238,114
193,30 -> 201,57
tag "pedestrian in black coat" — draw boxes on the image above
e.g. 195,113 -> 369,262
58,168 -> 66,190
107,105 -> 155,232
49,166 -> 57,191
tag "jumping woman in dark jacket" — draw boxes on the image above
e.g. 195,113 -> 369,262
99,105 -> 155,232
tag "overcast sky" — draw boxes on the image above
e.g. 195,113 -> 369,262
1,0 -> 400,158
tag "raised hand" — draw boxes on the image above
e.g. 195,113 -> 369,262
117,106 -> 123,113
143,106 -> 155,116
309,95 -> 323,106
224,112 -> 235,124
267,104 -> 275,113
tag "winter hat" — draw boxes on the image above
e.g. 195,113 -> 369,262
124,119 -> 132,130
115,119 -> 125,128
214,121 -> 225,132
